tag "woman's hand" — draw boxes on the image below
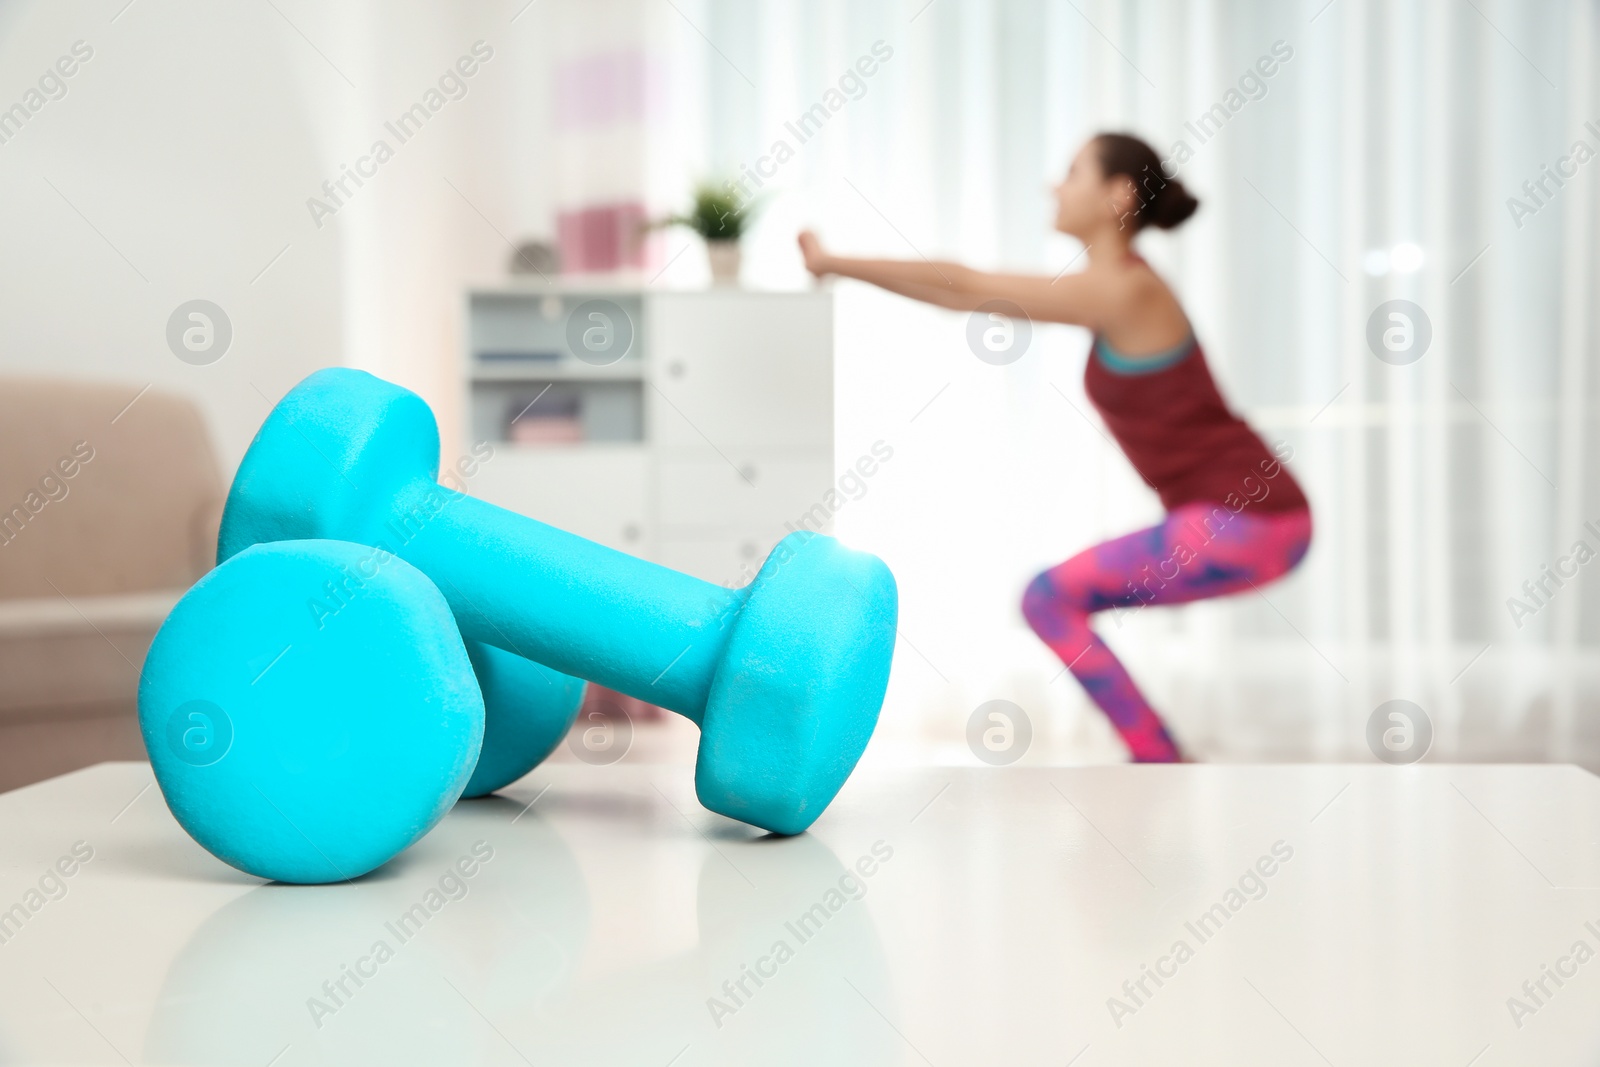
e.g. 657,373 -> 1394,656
797,230 -> 832,278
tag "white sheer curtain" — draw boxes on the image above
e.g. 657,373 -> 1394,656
657,0 -> 1600,763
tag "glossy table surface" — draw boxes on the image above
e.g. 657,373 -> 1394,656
1,761 -> 1598,1065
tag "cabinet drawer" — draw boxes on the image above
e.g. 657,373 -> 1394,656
468,445 -> 650,555
656,456 -> 834,533
647,292 -> 832,450
655,532 -> 781,587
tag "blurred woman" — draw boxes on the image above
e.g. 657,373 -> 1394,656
798,132 -> 1310,762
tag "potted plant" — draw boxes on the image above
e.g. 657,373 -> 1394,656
654,183 -> 755,285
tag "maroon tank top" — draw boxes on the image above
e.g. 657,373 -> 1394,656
1083,334 -> 1308,514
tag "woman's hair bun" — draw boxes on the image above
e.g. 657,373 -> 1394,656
1093,131 -> 1202,231
1147,179 -> 1200,230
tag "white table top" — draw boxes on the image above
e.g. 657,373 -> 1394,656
1,761 -> 1598,1065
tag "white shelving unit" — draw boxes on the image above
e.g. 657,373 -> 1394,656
463,285 -> 835,587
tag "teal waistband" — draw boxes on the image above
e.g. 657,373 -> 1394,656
1093,333 -> 1197,375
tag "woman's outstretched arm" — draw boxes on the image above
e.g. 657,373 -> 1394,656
798,229 -> 1123,329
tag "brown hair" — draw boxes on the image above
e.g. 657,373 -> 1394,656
1094,132 -> 1199,231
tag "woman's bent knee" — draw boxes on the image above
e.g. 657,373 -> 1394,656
1021,571 -> 1060,634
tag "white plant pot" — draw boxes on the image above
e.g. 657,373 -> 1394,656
706,240 -> 742,286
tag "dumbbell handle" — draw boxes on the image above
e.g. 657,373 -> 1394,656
395,480 -> 747,724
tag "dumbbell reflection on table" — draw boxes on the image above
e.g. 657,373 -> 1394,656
142,798 -> 895,1067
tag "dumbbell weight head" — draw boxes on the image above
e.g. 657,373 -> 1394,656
460,640 -> 586,798
137,539 -> 484,884
219,369 -> 444,556
216,379 -> 586,800
700,529 -> 896,834
220,369 -> 899,835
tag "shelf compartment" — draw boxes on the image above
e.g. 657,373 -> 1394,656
470,378 -> 644,445
469,291 -> 646,365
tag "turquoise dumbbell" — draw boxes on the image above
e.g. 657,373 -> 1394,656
217,368 -> 897,836
138,539 -> 585,883
139,539 -> 486,883
460,640 -> 586,797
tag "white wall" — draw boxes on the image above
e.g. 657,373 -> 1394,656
0,0 -> 338,470
0,0 -> 563,473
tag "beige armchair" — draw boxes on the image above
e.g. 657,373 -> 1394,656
0,379 -> 222,792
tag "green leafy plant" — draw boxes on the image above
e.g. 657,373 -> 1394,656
655,183 -> 756,241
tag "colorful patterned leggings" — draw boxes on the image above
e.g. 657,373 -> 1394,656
1021,502 -> 1313,762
